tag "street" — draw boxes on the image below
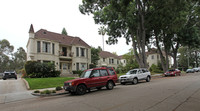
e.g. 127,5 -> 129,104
0,73 -> 200,111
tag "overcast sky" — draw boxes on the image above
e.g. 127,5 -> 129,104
0,0 -> 132,55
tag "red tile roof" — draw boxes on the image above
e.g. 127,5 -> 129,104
99,51 -> 120,59
34,29 -> 90,48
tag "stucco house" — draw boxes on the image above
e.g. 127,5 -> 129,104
97,51 -> 122,69
146,48 -> 172,68
118,55 -> 127,67
26,24 -> 91,75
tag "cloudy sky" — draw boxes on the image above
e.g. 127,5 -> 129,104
0,0 -> 132,55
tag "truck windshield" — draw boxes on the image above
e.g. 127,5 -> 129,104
80,70 -> 92,78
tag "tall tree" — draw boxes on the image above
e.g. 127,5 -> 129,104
61,28 -> 68,35
0,39 -> 14,72
80,0 -> 150,68
12,47 -> 27,70
98,26 -> 106,51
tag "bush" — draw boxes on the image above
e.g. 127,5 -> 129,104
56,86 -> 62,91
72,70 -> 84,76
150,64 -> 163,73
34,90 -> 40,93
41,90 -> 51,94
52,90 -> 56,93
24,61 -> 60,78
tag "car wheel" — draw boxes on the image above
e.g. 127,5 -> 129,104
96,87 -> 102,90
3,78 -> 6,80
106,81 -> 114,90
121,82 -> 126,85
132,78 -> 138,85
15,77 -> 17,80
146,76 -> 150,82
76,85 -> 86,95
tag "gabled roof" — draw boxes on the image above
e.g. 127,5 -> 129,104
34,29 -> 90,48
99,51 -> 120,59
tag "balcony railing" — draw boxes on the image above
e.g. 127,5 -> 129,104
59,51 -> 74,57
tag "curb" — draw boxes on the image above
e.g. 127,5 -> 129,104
31,91 -> 69,97
22,78 -> 30,90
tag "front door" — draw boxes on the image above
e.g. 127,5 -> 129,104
61,63 -> 71,74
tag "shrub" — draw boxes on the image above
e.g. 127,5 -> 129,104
24,61 -> 60,78
52,90 -> 56,93
56,86 -> 62,91
72,70 -> 84,76
34,90 -> 40,93
43,90 -> 51,94
150,64 -> 163,73
40,91 -> 45,94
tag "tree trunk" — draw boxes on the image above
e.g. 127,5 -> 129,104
155,34 -> 167,72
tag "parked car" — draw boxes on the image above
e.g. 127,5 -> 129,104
164,69 -> 181,76
3,71 -> 17,80
193,68 -> 199,72
186,69 -> 195,73
118,68 -> 151,85
63,67 -> 118,95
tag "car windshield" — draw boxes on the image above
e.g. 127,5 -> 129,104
126,70 -> 137,75
80,70 -> 92,78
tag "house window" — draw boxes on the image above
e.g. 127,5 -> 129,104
52,43 -> 55,54
81,63 -> 86,71
62,47 -> 67,56
81,48 -> 85,57
124,60 -> 126,63
37,41 -> 41,53
42,42 -> 50,53
76,47 -> 79,57
152,55 -> 154,59
103,58 -> 105,62
117,60 -> 119,64
112,59 -> 114,64
76,63 -> 79,70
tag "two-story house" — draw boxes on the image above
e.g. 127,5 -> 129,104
26,24 -> 91,75
146,48 -> 172,68
97,51 -> 120,69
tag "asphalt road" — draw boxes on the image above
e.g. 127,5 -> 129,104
0,73 -> 200,111
0,77 -> 36,104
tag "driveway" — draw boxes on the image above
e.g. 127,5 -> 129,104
0,76 -> 36,104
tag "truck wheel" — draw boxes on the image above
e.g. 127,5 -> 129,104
76,85 -> 86,95
106,81 -> 114,90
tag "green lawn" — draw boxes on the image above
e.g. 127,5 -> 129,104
25,77 -> 75,90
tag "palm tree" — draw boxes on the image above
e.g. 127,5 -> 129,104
98,26 -> 106,51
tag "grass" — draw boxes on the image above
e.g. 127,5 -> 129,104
25,77 -> 74,90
